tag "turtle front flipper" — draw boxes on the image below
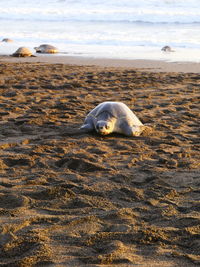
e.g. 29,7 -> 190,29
131,126 -> 145,136
80,114 -> 96,132
121,124 -> 145,136
130,125 -> 152,136
80,123 -> 94,132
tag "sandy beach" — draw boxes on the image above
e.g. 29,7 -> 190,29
0,56 -> 199,266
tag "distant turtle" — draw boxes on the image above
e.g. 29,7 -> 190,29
34,44 -> 58,53
161,46 -> 175,52
12,47 -> 36,57
2,38 -> 14,42
80,101 -> 148,136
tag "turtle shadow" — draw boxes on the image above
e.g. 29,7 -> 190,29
71,124 -> 154,139
70,129 -> 152,139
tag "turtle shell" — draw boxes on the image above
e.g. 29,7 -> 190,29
34,44 -> 58,53
161,46 -> 173,52
2,38 -> 14,42
12,47 -> 34,57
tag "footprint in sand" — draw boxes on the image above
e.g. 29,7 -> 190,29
0,193 -> 29,209
3,157 -> 32,167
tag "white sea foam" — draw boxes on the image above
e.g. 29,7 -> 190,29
0,0 -> 200,62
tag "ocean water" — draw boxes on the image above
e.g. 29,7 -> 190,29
0,0 -> 200,62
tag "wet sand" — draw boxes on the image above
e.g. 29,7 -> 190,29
1,54 -> 200,73
0,58 -> 199,266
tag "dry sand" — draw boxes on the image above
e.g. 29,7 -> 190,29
0,57 -> 199,266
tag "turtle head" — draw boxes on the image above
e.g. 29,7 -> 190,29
95,120 -> 114,135
34,47 -> 41,53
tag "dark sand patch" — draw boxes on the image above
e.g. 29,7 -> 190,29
0,62 -> 199,266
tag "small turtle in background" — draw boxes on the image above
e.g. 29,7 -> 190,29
161,45 -> 175,52
80,101 -> 150,137
11,47 -> 36,57
2,38 -> 14,42
34,44 -> 58,53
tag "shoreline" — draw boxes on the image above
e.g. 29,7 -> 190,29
1,54 -> 200,73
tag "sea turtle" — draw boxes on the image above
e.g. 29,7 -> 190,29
161,46 -> 175,52
34,44 -> 58,54
2,38 -> 14,42
11,47 -> 36,57
80,101 -> 147,136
